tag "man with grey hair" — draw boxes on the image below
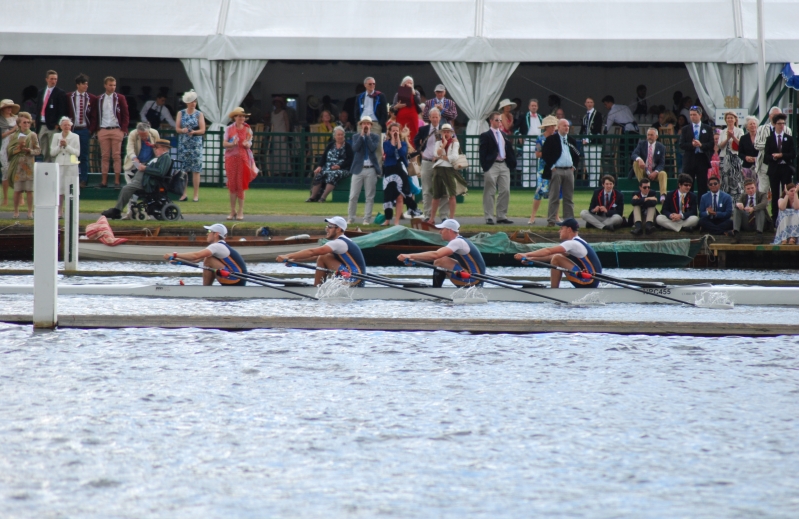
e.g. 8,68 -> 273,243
422,84 -> 458,125
754,106 -> 792,194
631,127 -> 667,202
354,76 -> 388,134
413,106 -> 448,221
120,121 -> 161,219
348,115 -> 382,225
541,119 -> 580,225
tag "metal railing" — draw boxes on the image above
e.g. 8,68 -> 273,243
86,130 -> 684,189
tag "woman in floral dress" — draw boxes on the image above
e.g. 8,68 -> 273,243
176,90 -> 206,202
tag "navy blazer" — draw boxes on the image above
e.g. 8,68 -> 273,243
354,91 -> 388,127
764,132 -> 796,179
34,86 -> 69,131
679,123 -> 714,168
588,188 -> 625,218
699,190 -> 733,220
661,189 -> 698,220
540,133 -> 579,179
478,129 -> 517,172
631,140 -> 666,172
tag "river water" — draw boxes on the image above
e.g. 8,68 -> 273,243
1,263 -> 798,517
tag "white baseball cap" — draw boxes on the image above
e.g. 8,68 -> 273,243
325,216 -> 347,231
435,219 -> 460,231
203,223 -> 228,237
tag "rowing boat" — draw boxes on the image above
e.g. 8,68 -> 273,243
1,283 -> 796,305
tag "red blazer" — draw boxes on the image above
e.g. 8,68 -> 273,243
67,91 -> 96,129
89,92 -> 129,133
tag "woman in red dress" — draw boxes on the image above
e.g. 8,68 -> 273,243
391,76 -> 422,143
223,107 -> 257,220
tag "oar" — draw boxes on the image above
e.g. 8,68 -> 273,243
285,261 -> 454,302
520,258 -> 696,307
520,258 -> 665,288
405,259 -> 569,305
168,259 -> 318,300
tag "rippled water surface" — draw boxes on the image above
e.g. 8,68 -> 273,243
1,327 -> 798,518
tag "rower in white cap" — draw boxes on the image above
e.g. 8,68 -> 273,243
397,219 -> 486,287
277,216 -> 367,286
163,223 -> 248,286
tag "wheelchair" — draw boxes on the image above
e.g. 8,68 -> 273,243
129,163 -> 186,221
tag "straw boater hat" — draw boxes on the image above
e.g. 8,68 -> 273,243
359,115 -> 373,125
154,138 -> 172,148
440,123 -> 454,132
498,98 -> 517,111
0,99 -> 20,114
182,90 -> 198,104
540,115 -> 559,128
228,107 -> 250,120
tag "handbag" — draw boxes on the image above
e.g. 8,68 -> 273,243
452,154 -> 469,170
407,156 -> 421,177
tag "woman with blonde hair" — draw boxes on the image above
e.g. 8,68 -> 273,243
222,107 -> 257,220
718,111 -> 744,199
7,112 -> 41,219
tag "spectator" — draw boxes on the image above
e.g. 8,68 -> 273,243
310,109 -> 335,166
764,113 -> 796,221
679,106 -> 713,197
727,179 -> 769,243
176,90 -> 206,203
580,174 -> 625,231
241,92 -> 263,126
679,96 -> 694,122
391,76 -> 422,143
602,95 -> 637,134
140,93 -> 176,129
527,115 -> 558,224
479,111 -> 516,225
631,128 -> 668,203
20,86 -> 38,116
335,110 -> 353,132
671,91 -> 683,115
652,111 -> 676,132
7,112 -> 41,219
414,107 -> 447,221
50,116 -> 80,219
0,99 -> 20,206
67,73 -> 94,188
34,70 -> 69,162
306,95 -> 321,126
547,94 -> 561,115
580,97 -> 603,187
317,110 -> 335,133
754,107 -> 793,195
268,96 -> 291,176
772,183 -> 799,244
91,76 -> 130,188
554,108 -> 566,122
718,111 -> 744,200
738,116 -> 759,186
121,122 -> 160,219
348,115 -> 382,225
381,122 -> 411,226
101,139 -> 172,220
422,84 -> 458,125
497,99 -> 516,134
698,176 -> 733,235
342,83 -> 365,125
307,126 -> 353,203
655,174 -> 699,232
676,113 -> 688,132
223,107 -> 256,221
354,77 -> 388,134
517,98 -> 544,188
629,178 -> 659,235
428,124 -> 468,223
541,118 -> 579,226
633,85 -> 648,116
321,95 -> 339,118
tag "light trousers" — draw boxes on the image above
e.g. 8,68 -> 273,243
580,210 -> 624,229
98,128 -> 125,177
633,162 -> 668,195
547,167 -> 575,225
655,214 -> 699,232
756,163 -> 770,194
348,167 -> 378,222
38,126 -> 57,162
632,206 -> 657,223
482,161 -> 510,221
421,159 -> 448,219
733,207 -> 766,232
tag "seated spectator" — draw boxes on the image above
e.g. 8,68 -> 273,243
101,139 -> 172,220
140,93 -> 176,129
652,111 -> 676,132
772,183 -> 799,245
335,110 -> 353,132
629,178 -> 659,235
422,84 -> 458,125
656,174 -> 699,232
698,177 -> 733,235
631,128 -> 668,203
580,175 -> 624,231
554,108 -> 566,122
727,179 -> 769,243
307,126 -> 353,203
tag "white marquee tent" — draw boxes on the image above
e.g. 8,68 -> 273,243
1,0 -> 796,131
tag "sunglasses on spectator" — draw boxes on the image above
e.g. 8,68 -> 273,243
640,185 -> 650,189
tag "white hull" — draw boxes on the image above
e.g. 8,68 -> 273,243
0,283 -> 797,306
78,242 -> 311,262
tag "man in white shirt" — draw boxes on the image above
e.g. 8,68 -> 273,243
580,97 -> 603,187
140,93 -> 176,129
91,76 -> 129,188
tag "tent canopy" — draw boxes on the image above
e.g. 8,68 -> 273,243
2,0 -> 798,62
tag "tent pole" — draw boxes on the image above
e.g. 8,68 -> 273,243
756,0 -> 767,119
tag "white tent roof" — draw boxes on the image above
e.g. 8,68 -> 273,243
2,0 -> 797,63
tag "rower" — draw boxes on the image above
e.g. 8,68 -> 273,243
397,219 -> 486,287
163,223 -> 248,286
514,218 -> 602,288
276,216 -> 366,286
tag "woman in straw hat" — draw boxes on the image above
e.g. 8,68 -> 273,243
428,124 -> 468,223
0,99 -> 21,206
176,90 -> 206,202
7,112 -> 41,219
498,99 -> 517,135
223,107 -> 257,220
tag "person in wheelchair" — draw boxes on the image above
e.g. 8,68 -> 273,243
102,138 -> 172,220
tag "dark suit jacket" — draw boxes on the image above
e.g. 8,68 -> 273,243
34,86 -> 69,131
661,189 -> 698,220
764,132 -> 796,179
479,129 -> 517,172
413,123 -> 441,156
516,112 -> 543,136
630,189 -> 659,208
579,110 -> 603,136
588,188 -> 625,218
737,191 -> 768,213
679,123 -> 714,169
540,133 -> 579,179
354,91 -> 389,126
631,140 -> 666,172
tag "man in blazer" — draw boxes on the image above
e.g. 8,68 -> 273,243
90,76 -> 130,188
414,107 -> 447,221
35,69 -> 69,162
763,113 -> 796,221
655,174 -> 699,232
698,176 -> 734,235
754,107 -> 792,194
728,179 -> 769,243
580,174 -> 625,231
629,178 -> 660,235
579,97 -> 603,186
541,118 -> 580,226
679,106 -> 714,197
479,111 -> 517,224
353,77 -> 388,134
68,73 -> 95,187
422,85 -> 457,125
348,116 -> 383,225
631,128 -> 668,202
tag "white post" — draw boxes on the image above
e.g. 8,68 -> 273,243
63,169 -> 80,271
756,0 -> 767,119
33,163 -> 59,329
